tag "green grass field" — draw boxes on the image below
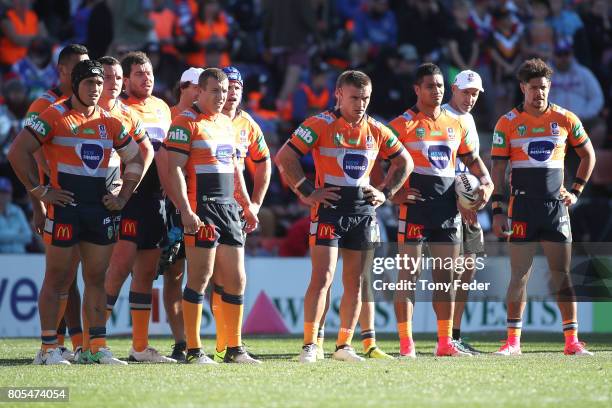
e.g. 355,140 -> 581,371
1,333 -> 611,408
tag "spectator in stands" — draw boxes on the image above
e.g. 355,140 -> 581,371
147,42 -> 187,104
549,39 -> 605,147
522,0 -> 555,61
185,0 -> 231,68
290,62 -> 334,126
350,0 -> 397,67
262,0 -> 317,112
580,0 -> 611,80
12,37 -> 57,101
369,45 -> 417,121
0,177 -> 32,254
0,0 -> 47,72
83,0 -> 113,59
225,0 -> 264,62
110,0 -> 155,54
397,0 -> 448,63
150,0 -> 178,56
548,0 -> 590,64
447,0 -> 479,76
488,6 -> 523,119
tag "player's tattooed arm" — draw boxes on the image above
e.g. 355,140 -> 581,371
376,148 -> 413,199
490,157 -> 511,238
563,139 -> 596,206
234,157 -> 259,232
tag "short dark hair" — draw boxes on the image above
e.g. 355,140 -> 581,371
516,58 -> 553,83
58,44 -> 88,66
98,56 -> 120,67
198,67 -> 228,88
414,63 -> 443,85
121,51 -> 151,78
335,70 -> 371,89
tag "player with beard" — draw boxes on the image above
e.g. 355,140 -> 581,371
104,51 -> 175,363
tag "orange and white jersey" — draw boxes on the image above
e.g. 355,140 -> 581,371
164,105 -> 237,209
389,106 -> 474,201
25,100 -> 132,205
120,93 -> 171,197
286,110 -> 404,215
491,103 -> 589,198
232,109 -> 270,171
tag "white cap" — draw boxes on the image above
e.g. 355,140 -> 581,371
454,70 -> 484,92
180,67 -> 204,85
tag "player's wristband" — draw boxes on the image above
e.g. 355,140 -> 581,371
569,188 -> 582,198
573,177 -> 586,186
296,177 -> 315,197
492,207 -> 505,215
491,194 -> 505,203
30,185 -> 49,199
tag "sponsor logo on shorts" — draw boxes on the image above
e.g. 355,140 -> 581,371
527,140 -> 554,161
317,223 -> 335,240
197,224 -> 216,242
511,221 -> 527,239
121,219 -> 138,237
54,224 -> 73,241
405,223 -> 424,239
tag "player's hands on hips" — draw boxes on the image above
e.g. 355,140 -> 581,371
32,186 -> 74,207
301,186 -> 341,208
473,182 -> 494,210
400,188 -> 425,205
559,186 -> 578,207
32,202 -> 46,235
458,204 -> 478,226
102,194 -> 128,211
181,209 -> 202,234
362,185 -> 386,208
243,204 -> 259,233
493,214 -> 512,239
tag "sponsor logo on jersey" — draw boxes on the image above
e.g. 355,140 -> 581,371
98,124 -> 107,139
30,118 -> 51,137
366,134 -> 374,149
333,132 -> 343,146
216,144 -> 234,164
428,145 -> 451,169
504,111 -> 517,121
517,125 -> 527,136
527,140 -> 554,161
77,142 -> 104,173
294,126 -> 317,146
168,126 -> 190,143
550,122 -> 560,135
239,129 -> 248,145
343,153 -> 368,179
416,127 -> 426,138
531,127 -> 545,133
493,131 -> 506,148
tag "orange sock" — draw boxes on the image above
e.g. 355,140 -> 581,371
89,326 -> 106,354
57,334 -> 65,347
437,319 -> 453,343
507,318 -> 522,344
336,327 -> 354,347
69,331 -> 83,351
212,285 -> 227,352
304,322 -> 318,345
397,321 -> 412,341
129,291 -> 152,352
182,288 -> 203,350
82,306 -> 90,351
221,292 -> 244,348
563,320 -> 578,343
361,329 -> 376,352
41,330 -> 57,352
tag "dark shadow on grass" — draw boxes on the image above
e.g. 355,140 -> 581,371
0,358 -> 34,366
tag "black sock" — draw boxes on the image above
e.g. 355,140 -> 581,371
452,328 -> 461,341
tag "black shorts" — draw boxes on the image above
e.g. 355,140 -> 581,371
184,201 -> 245,249
397,201 -> 461,243
309,212 -> 379,250
44,203 -> 119,247
461,221 -> 484,255
509,196 -> 571,243
118,194 -> 168,250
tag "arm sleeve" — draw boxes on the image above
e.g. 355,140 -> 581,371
24,106 -> 57,145
163,116 -> 193,155
247,121 -> 270,162
378,125 -> 403,159
566,111 -> 590,148
491,118 -> 511,159
286,117 -> 321,156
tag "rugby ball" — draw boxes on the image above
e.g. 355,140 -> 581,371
455,173 -> 480,209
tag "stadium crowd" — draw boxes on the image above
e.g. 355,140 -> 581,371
0,0 -> 611,255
